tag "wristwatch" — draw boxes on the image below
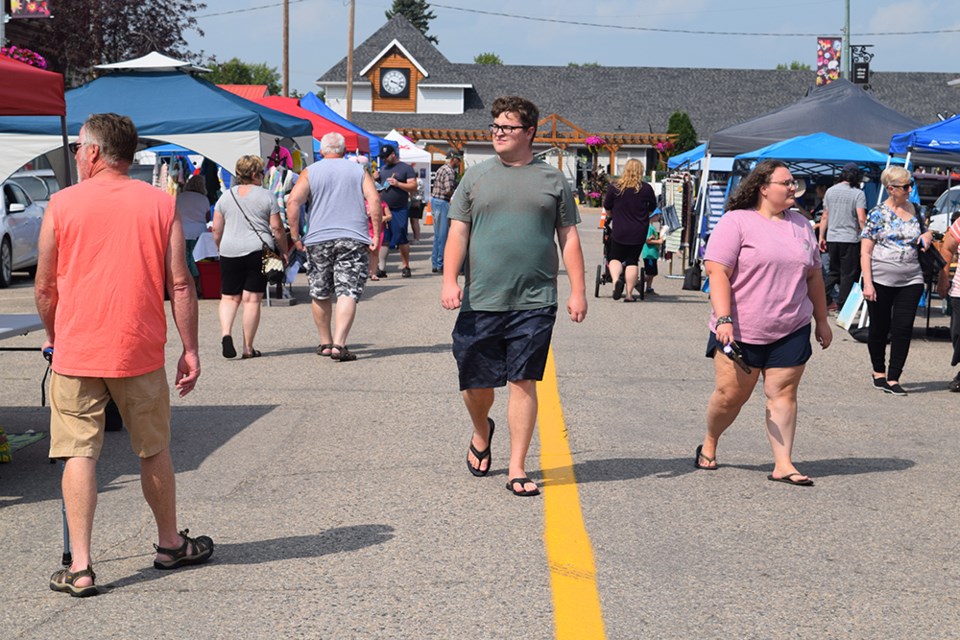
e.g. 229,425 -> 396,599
715,315 -> 733,326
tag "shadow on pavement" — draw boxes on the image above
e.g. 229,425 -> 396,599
101,524 -> 396,592
538,455 -> 916,485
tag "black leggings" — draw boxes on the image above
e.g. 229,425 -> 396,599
866,281 -> 923,381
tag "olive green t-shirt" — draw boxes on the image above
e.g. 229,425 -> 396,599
449,157 -> 580,312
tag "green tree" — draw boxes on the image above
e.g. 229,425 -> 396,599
386,0 -> 437,45
204,58 -> 282,96
473,52 -> 502,65
776,60 -> 811,70
667,111 -> 698,154
28,0 -> 205,86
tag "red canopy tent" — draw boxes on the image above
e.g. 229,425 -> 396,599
0,53 -> 72,184
253,96 -> 369,154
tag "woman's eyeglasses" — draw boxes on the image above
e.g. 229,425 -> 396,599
767,179 -> 800,190
888,182 -> 914,191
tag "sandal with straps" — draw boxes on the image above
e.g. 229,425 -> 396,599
316,343 -> 333,357
50,565 -> 98,597
153,529 -> 214,570
330,344 -> 357,362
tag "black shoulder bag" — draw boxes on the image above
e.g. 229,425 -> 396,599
914,209 -> 947,284
229,187 -> 285,284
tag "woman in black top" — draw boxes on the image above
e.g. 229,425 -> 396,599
602,159 -> 657,301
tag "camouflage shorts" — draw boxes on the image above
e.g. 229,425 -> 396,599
306,240 -> 369,301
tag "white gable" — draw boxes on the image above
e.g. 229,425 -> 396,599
358,39 -> 429,78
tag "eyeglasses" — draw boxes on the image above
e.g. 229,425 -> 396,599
888,182 -> 914,191
488,123 -> 528,135
767,179 -> 800,190
68,141 -> 96,154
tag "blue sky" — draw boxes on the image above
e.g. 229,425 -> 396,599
187,0 -> 960,96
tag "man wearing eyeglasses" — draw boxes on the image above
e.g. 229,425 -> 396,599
35,113 -> 212,597
441,96 -> 587,498
818,162 -> 867,310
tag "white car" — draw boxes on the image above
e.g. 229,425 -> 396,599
8,168 -> 59,212
1,180 -> 44,287
928,185 -> 960,235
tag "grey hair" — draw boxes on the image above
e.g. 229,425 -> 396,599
880,165 -> 911,188
320,132 -> 346,156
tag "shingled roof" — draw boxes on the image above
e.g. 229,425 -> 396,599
319,16 -> 960,140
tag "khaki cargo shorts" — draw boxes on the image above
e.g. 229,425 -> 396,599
48,367 -> 171,460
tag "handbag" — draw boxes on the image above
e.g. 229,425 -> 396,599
914,209 -> 948,283
229,188 -> 285,284
682,261 -> 702,290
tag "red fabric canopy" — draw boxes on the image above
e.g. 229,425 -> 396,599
0,53 -> 66,116
253,96 -> 369,154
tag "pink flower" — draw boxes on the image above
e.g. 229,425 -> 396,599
584,135 -> 606,147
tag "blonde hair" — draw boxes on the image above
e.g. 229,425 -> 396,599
880,165 -> 911,188
615,158 -> 645,194
235,155 -> 265,184
184,174 -> 207,195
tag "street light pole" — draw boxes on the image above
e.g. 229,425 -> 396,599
843,0 -> 851,80
282,0 -> 289,96
346,0 -> 355,120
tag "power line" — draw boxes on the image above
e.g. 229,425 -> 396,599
194,0 -> 309,19
430,3 -> 960,37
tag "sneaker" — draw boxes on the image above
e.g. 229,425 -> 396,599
645,287 -> 657,295
950,372 -> 960,392
432,267 -> 440,273
376,269 -> 388,279
883,382 -> 907,396
401,267 -> 412,278
871,376 -> 887,390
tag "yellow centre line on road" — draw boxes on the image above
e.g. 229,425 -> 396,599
538,349 -> 606,640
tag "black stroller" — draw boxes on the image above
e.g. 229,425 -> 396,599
594,214 -> 645,300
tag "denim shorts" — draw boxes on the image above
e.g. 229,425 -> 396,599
706,323 -> 812,369
386,207 -> 409,248
452,306 -> 557,390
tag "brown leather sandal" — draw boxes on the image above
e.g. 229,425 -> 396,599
153,529 -> 214,570
50,565 -> 98,597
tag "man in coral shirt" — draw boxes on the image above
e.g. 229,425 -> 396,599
35,114 -> 213,597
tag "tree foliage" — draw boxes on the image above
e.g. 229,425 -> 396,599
27,0 -> 206,87
776,60 -> 811,70
473,52 -> 502,65
386,0 -> 438,45
204,58 -> 282,96
667,111 -> 698,154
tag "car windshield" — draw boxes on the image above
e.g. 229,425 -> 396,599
9,176 -> 48,202
935,188 -> 960,214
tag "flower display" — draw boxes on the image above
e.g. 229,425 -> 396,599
1,45 -> 48,69
655,140 -> 675,153
584,135 -> 606,147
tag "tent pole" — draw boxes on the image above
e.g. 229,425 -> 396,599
60,116 -> 73,187
692,152 -> 712,262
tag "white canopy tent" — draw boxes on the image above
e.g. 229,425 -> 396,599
384,129 -> 432,204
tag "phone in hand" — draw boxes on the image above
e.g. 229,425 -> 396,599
722,341 -> 752,374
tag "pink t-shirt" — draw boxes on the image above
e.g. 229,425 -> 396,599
48,175 -> 174,377
704,209 -> 821,344
949,217 -> 960,298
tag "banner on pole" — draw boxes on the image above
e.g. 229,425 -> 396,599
816,37 -> 842,86
11,1 -> 52,19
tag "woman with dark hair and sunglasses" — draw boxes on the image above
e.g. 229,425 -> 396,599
695,160 -> 831,486
860,166 -> 933,396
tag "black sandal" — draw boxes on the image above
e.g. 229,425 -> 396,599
153,529 -> 214,570
506,477 -> 540,497
49,565 -> 98,597
316,343 -> 333,357
467,418 -> 495,477
330,344 -> 357,362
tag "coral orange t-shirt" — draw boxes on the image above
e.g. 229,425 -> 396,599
48,175 -> 175,377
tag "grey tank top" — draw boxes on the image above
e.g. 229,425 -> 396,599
301,158 -> 370,246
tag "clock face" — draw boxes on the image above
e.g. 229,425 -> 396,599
380,68 -> 409,98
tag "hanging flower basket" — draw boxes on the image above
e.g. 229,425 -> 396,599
585,135 -> 606,154
1,45 -> 48,69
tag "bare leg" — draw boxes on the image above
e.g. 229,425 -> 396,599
411,218 -> 420,242
140,448 -> 184,555
218,293 -> 241,337
608,260 -> 623,287
701,353 -> 761,466
463,388 -> 495,474
61,456 -> 97,586
240,290 -> 263,355
399,244 -> 410,269
624,265 -> 639,300
332,297 -> 358,346
761,365 -> 809,481
507,379 -> 539,492
378,246 -> 389,272
312,297 -> 334,346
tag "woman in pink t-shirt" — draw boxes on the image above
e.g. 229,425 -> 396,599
695,160 -> 832,487
937,214 -> 960,391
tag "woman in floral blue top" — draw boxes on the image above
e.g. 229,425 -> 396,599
859,166 -> 933,396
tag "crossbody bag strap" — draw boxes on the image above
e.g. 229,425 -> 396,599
228,186 -> 274,249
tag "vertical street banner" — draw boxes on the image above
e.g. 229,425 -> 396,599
816,37 -> 842,86
10,1 -> 52,18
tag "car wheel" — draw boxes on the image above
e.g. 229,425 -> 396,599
0,237 -> 11,288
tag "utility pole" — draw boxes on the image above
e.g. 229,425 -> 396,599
346,0 -> 355,120
282,0 -> 289,96
843,0 -> 851,80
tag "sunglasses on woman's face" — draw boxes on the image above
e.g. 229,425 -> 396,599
888,182 -> 914,191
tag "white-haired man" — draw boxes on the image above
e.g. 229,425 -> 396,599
287,132 -> 382,361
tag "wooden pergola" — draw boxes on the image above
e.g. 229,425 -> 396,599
401,113 -> 676,171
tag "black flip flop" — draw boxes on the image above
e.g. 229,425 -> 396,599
241,349 -> 262,359
767,473 -> 814,486
466,418 -> 495,477
221,335 -> 237,359
695,445 -> 718,470
506,477 -> 540,497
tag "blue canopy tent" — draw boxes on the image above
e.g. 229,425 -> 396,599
889,114 -> 960,168
0,67 -> 314,185
667,143 -> 734,173
299,92 -> 391,158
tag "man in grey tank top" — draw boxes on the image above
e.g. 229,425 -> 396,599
286,133 -> 382,361
818,163 -> 867,309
